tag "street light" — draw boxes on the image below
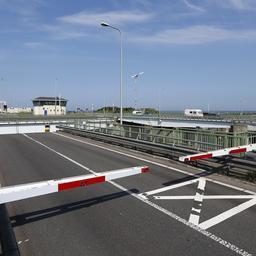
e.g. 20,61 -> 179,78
100,21 -> 123,125
131,72 -> 144,110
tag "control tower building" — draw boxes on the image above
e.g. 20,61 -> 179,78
32,97 -> 68,116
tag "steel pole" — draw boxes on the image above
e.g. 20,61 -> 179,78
100,22 -> 123,125
120,30 -> 123,125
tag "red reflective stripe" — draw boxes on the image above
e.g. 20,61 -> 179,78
58,176 -> 105,191
190,153 -> 213,161
141,166 -> 149,173
229,148 -> 246,154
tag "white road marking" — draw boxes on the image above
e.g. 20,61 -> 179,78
22,133 -> 252,256
154,195 -> 256,200
193,192 -> 204,203
55,132 -> 256,195
154,195 -> 196,200
23,134 -> 97,175
18,239 -> 30,245
199,197 -> 256,230
189,212 -> 200,225
191,207 -> 201,214
198,178 -> 206,191
141,178 -> 200,197
145,176 -> 256,229
189,178 -> 206,225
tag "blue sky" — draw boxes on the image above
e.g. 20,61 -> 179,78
0,0 -> 256,111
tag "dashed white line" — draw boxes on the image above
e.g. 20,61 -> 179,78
23,133 -> 252,256
189,178 -> 206,225
18,239 -> 29,245
198,178 -> 206,191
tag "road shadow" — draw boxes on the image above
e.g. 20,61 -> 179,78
0,204 -> 20,256
10,189 -> 139,228
162,165 -> 224,187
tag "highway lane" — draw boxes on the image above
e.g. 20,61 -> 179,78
0,133 -> 255,255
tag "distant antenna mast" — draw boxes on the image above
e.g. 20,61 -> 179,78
131,72 -> 144,110
59,93 -> 61,115
55,78 -> 58,115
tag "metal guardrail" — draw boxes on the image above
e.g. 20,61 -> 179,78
136,112 -> 256,123
0,116 -> 114,127
0,113 -> 113,122
0,120 -> 72,125
58,125 -> 256,182
71,121 -> 256,152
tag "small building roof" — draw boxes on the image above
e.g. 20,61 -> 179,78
32,97 -> 68,102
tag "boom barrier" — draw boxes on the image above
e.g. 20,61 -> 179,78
0,166 -> 149,204
179,144 -> 256,162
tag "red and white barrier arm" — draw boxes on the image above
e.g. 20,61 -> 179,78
0,166 -> 149,204
179,144 -> 256,162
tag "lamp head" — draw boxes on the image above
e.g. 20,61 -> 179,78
101,22 -> 109,27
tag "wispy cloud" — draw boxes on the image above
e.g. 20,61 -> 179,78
39,9 -> 154,40
217,0 -> 256,10
183,0 -> 206,12
131,25 -> 256,45
24,42 -> 44,48
0,0 -> 46,31
41,24 -> 88,40
58,10 -> 153,26
0,0 -> 44,16
227,0 -> 253,9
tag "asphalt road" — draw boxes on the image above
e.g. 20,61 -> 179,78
0,132 -> 255,256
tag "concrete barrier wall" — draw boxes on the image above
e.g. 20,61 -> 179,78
0,124 -> 58,135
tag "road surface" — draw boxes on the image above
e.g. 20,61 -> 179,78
0,132 -> 255,256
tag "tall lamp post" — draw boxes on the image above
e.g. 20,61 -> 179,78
101,22 -> 123,125
131,72 -> 144,110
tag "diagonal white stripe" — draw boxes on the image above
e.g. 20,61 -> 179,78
141,178 -> 200,197
199,198 -> 256,230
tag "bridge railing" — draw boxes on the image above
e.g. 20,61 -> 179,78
67,121 -> 256,152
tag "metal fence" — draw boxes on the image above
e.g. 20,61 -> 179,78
150,112 -> 256,121
69,120 -> 256,152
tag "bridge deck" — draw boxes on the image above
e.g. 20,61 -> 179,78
0,132 -> 255,256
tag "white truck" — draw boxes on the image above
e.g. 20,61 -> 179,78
132,109 -> 144,115
184,109 -> 203,117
